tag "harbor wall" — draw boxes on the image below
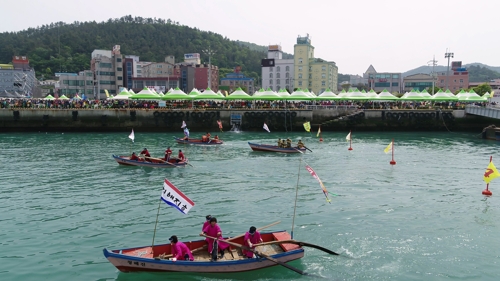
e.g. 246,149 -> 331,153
0,108 -> 493,132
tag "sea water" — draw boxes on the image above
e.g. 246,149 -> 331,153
1,130 -> 500,281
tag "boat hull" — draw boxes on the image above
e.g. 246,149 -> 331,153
482,125 -> 500,141
112,155 -> 187,168
103,231 -> 304,273
248,142 -> 306,153
174,137 -> 223,145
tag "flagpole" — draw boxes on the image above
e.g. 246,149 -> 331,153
291,155 -> 302,240
348,130 -> 353,151
390,139 -> 396,165
483,156 -> 493,196
151,198 -> 163,254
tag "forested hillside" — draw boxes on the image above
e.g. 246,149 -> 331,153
0,15 -> 266,81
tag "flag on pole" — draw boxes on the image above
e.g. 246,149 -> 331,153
346,132 -> 351,141
181,121 -> 187,128
128,129 -> 135,142
161,179 -> 195,214
217,120 -> 223,132
303,122 -> 311,132
483,161 -> 500,183
184,127 -> 190,138
105,89 -> 110,98
263,123 -> 270,133
384,142 -> 393,154
305,165 -> 331,203
317,127 -> 321,137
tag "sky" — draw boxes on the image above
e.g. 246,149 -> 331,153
2,0 -> 498,75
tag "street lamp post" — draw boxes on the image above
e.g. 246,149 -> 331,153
202,45 -> 216,89
445,50 -> 454,90
428,55 -> 438,95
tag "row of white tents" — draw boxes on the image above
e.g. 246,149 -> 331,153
42,87 -> 492,102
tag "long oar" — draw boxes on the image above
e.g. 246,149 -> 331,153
303,146 -> 313,152
202,234 -> 309,276
144,156 -> 178,167
159,221 -> 280,259
254,240 -> 339,255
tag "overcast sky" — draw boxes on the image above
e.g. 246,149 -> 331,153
2,0 -> 498,75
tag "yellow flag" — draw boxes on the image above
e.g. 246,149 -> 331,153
384,142 -> 393,154
483,161 -> 500,183
317,127 -> 321,137
105,89 -> 110,98
303,122 -> 311,132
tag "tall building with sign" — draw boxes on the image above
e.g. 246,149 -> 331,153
261,45 -> 294,92
293,35 -> 338,94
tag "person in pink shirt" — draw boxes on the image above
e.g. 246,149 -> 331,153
200,217 -> 229,261
242,226 -> 263,258
169,235 -> 194,261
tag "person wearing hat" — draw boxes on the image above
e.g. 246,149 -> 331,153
169,235 -> 193,261
200,217 -> 229,261
164,147 -> 172,162
242,226 -> 263,258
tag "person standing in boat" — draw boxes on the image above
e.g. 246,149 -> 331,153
243,226 -> 263,258
200,217 -> 229,260
176,149 -> 186,163
164,147 -> 172,162
169,235 -> 194,261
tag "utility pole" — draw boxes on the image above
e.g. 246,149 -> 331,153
202,45 -> 216,89
444,49 -> 454,90
428,55 -> 438,95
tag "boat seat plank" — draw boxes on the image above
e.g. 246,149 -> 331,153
272,232 -> 300,251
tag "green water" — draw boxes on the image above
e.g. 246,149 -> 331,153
1,130 -> 500,281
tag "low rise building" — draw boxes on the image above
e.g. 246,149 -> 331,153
262,45 -> 294,92
403,73 -> 436,93
220,66 -> 254,94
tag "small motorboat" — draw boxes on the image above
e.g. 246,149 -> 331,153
248,142 -> 306,153
112,155 -> 188,168
174,137 -> 223,145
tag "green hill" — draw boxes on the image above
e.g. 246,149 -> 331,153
0,16 -> 266,82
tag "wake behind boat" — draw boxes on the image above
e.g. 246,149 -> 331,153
248,142 -> 306,153
103,230 -> 304,273
174,137 -> 223,145
112,155 -> 188,168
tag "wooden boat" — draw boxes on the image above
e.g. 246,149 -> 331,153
103,230 -> 304,273
174,137 -> 223,145
481,124 -> 500,141
248,142 -> 306,153
112,155 -> 188,168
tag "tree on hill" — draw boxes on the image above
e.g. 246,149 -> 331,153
0,16 -> 267,81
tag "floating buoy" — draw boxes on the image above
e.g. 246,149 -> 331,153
390,160 -> 396,165
482,189 -> 492,196
319,137 -> 323,142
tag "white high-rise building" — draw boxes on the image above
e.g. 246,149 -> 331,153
261,45 -> 294,92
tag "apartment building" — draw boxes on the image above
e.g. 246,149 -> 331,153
436,61 -> 469,92
261,45 -> 294,92
293,35 -> 338,94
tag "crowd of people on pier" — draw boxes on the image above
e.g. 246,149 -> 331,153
0,97 -> 491,111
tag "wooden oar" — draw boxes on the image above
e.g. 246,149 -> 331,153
158,221 -> 280,259
303,146 -> 313,152
202,234 -> 309,276
253,240 -> 339,255
144,156 -> 180,167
